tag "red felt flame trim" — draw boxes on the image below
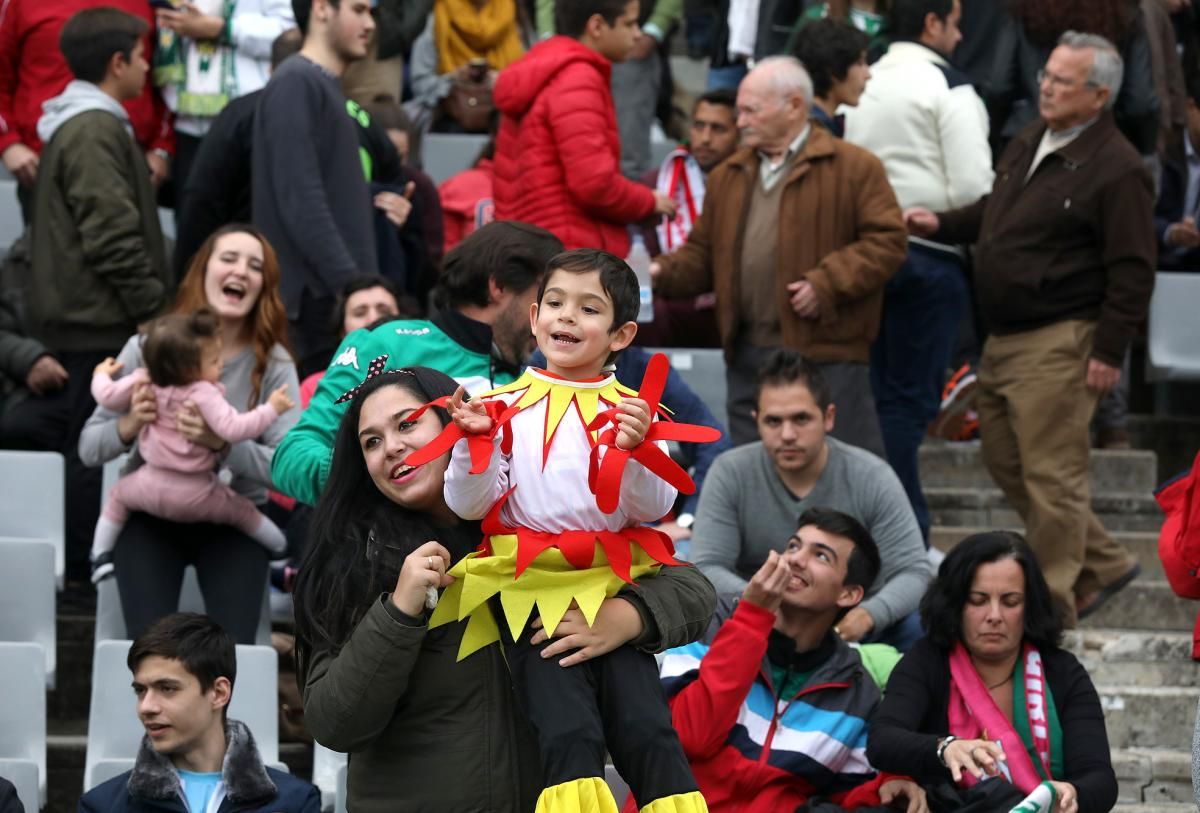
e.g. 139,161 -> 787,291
480,490 -> 681,583
586,353 -> 722,514
402,398 -> 519,473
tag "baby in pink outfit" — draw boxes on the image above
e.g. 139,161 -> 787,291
89,309 -> 295,583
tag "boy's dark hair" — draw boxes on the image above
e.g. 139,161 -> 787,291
556,0 -> 633,39
364,95 -> 412,134
59,7 -> 147,85
693,88 -> 737,114
435,221 -> 563,310
271,27 -> 303,69
292,0 -> 341,37
127,613 -> 237,694
920,531 -> 1064,652
142,308 -> 220,388
537,249 -> 639,332
795,507 -> 882,590
889,0 -> 954,41
754,349 -> 833,412
792,19 -> 870,98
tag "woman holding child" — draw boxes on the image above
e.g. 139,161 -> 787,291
79,224 -> 299,644
867,532 -> 1118,813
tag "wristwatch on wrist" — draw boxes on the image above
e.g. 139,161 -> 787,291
936,735 -> 958,767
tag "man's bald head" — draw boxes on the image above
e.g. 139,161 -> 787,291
737,56 -> 812,159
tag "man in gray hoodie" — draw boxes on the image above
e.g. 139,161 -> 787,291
0,7 -> 170,590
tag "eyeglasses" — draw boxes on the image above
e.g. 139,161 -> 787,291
1037,69 -> 1099,90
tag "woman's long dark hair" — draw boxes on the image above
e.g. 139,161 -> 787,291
920,530 -> 1064,652
293,367 -> 468,671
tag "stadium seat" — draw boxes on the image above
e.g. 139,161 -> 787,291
313,743 -> 347,812
1147,271 -> 1200,381
605,763 -> 631,808
0,642 -> 47,807
0,178 -> 23,257
421,133 -> 490,185
0,540 -> 56,687
0,450 -> 66,589
644,347 -> 728,426
84,641 -> 280,792
0,759 -> 39,813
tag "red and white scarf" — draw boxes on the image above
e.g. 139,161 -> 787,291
655,148 -> 706,253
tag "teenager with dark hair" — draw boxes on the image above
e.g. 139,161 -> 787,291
0,5 -> 171,592
253,0 -> 378,376
651,507 -> 927,813
869,532 -> 1118,813
293,366 -> 715,810
690,348 -> 931,650
491,0 -> 677,256
79,613 -> 319,813
791,18 -> 870,137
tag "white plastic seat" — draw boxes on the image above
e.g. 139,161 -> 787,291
0,759 -> 39,812
84,641 -> 280,792
0,178 -> 23,255
643,347 -> 729,429
0,643 -> 47,807
0,450 -> 65,589
313,743 -> 347,812
421,133 -> 490,185
0,541 -> 56,687
1147,271 -> 1200,381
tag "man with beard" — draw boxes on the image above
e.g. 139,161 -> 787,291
252,0 -> 378,377
689,349 -> 931,650
271,222 -> 562,507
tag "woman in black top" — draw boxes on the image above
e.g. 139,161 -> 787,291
866,531 -> 1117,813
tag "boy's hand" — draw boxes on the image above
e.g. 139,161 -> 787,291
614,397 -> 651,450
653,191 -> 678,218
448,386 -> 493,434
93,357 -> 124,378
742,550 -> 789,613
268,384 -> 295,415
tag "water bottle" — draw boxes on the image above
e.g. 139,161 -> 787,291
627,232 -> 654,323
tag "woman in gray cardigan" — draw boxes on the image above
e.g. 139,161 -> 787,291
78,224 -> 300,643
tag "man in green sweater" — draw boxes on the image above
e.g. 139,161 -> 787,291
690,348 -> 932,650
271,221 -> 561,506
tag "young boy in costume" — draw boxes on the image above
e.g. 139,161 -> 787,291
404,249 -> 714,813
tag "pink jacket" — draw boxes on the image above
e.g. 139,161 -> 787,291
91,368 -> 278,474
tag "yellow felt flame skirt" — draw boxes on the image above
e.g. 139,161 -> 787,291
428,530 -> 663,661
533,778 -> 708,813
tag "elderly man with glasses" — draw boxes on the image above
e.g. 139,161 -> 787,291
905,31 -> 1153,628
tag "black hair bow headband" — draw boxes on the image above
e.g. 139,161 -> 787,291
335,354 -> 414,404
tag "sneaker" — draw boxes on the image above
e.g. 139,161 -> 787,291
929,363 -> 979,441
90,551 -> 115,585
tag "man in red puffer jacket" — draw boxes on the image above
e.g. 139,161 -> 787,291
492,0 -> 677,256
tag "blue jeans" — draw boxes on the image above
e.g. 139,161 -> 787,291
707,62 -> 748,91
863,611 -> 925,653
870,244 -> 968,542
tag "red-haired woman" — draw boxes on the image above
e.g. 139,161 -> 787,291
79,223 -> 299,643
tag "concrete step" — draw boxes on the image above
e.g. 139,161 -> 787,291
927,487 -> 1163,532
1113,805 -> 1195,812
1079,581 -> 1197,632
1114,748 -> 1194,806
1062,630 -> 1200,687
1096,685 -> 1200,751
931,527 -> 1164,579
919,441 -> 1159,495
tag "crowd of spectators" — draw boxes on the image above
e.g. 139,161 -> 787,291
0,0 -> 1190,808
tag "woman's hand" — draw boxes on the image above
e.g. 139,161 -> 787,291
942,737 -> 1006,783
176,400 -> 226,451
447,386 -> 493,434
614,397 -> 651,450
391,542 -> 454,617
156,1 -> 225,40
1047,780 -> 1078,813
529,597 -> 644,667
117,382 -> 157,444
834,606 -> 875,642
878,778 -> 929,813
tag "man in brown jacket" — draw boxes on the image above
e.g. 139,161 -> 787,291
907,32 -> 1154,626
650,56 -> 907,453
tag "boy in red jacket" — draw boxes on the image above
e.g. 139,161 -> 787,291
492,0 -> 676,257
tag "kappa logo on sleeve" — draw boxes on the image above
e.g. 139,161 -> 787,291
333,346 -> 360,370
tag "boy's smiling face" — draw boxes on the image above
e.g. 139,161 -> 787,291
530,269 -> 636,379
